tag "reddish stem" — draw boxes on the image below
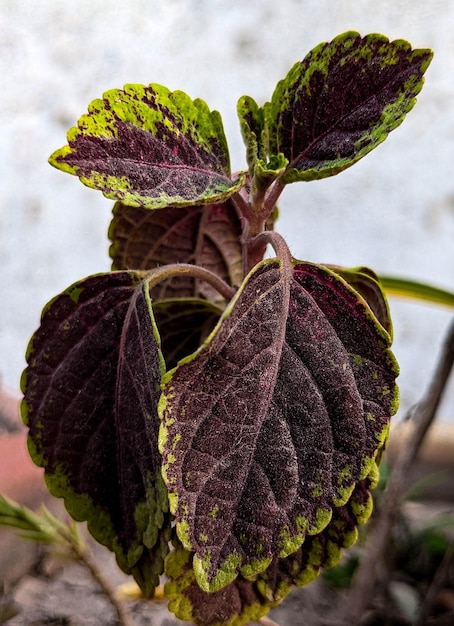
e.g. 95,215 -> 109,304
146,263 -> 236,302
251,231 -> 293,274
264,179 -> 285,216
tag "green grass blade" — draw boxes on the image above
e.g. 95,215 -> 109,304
379,276 -> 454,309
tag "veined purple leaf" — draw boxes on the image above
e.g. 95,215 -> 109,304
49,84 -> 245,208
21,272 -> 169,596
257,469 -> 378,603
265,32 -> 433,182
164,468 -> 379,625
109,200 -> 244,306
159,258 -> 398,592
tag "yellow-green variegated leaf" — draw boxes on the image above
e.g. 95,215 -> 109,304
50,84 -> 245,209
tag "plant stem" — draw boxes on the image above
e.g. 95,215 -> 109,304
146,263 -> 236,302
251,231 -> 293,274
247,212 -> 268,240
343,318 -> 454,624
265,179 -> 285,214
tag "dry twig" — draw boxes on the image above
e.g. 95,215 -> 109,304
343,318 -> 454,624
416,539 -> 454,625
69,538 -> 135,626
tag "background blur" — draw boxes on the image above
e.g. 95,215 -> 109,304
1,0 -> 453,419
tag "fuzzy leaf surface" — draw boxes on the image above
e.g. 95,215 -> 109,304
159,259 -> 398,592
21,272 -> 169,596
49,84 -> 245,208
109,201 -> 244,305
257,469 -> 378,603
266,31 -> 433,182
165,469 -> 378,625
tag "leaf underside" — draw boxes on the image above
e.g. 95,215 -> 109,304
21,272 -> 169,596
49,83 -> 245,208
265,31 -> 433,182
109,200 -> 244,306
159,258 -> 398,592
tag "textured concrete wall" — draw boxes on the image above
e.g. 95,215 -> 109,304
1,0 -> 453,418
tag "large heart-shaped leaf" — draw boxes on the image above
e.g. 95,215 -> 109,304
49,84 -> 245,208
159,258 -> 398,592
265,31 -> 433,182
21,272 -> 169,596
109,201 -> 244,306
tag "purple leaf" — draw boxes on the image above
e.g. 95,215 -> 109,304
258,471 -> 377,602
109,200 -> 244,306
326,265 -> 392,334
165,463 -> 379,625
165,538 -> 274,626
159,259 -> 398,591
266,32 -> 433,182
21,272 -> 169,596
49,84 -> 245,208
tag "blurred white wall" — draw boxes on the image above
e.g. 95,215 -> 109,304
1,0 -> 453,419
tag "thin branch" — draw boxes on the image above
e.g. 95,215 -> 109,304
69,536 -> 135,626
146,263 -> 236,302
264,179 -> 285,214
416,539 -> 454,625
343,318 -> 454,624
0,495 -> 135,626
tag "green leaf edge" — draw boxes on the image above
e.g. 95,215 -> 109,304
270,32 -> 433,183
49,83 -> 247,209
20,273 -> 168,580
165,543 -> 273,626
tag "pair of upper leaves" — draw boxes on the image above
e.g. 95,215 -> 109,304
49,31 -> 432,213
22,31 -> 431,625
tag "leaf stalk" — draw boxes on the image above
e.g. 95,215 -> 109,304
146,263 -> 236,302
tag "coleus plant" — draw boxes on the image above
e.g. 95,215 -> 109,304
21,32 -> 432,625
